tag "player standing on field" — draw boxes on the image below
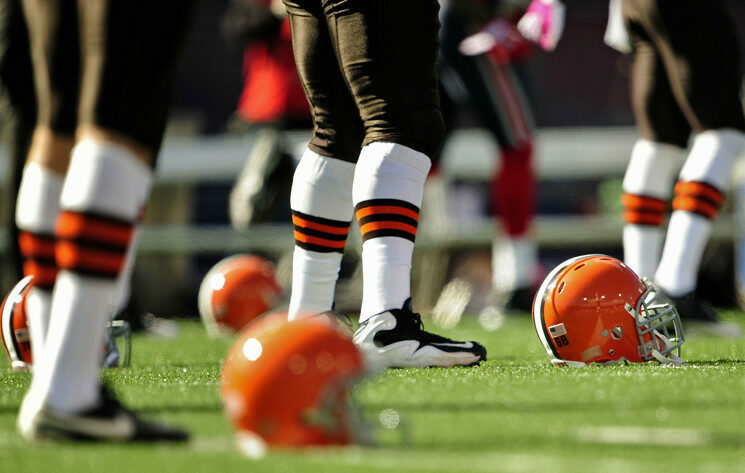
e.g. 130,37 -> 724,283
521,0 -> 745,334
612,0 -> 745,335
282,0 -> 487,368
16,0 -> 194,441
440,0 -> 540,312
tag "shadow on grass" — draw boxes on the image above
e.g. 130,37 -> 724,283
0,402 -> 222,415
360,398 -> 743,414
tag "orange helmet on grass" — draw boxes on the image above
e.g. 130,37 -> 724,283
198,254 -> 281,336
532,255 -> 684,366
0,276 -> 33,371
221,315 -> 365,456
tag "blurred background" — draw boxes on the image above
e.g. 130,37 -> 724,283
2,0 -> 745,320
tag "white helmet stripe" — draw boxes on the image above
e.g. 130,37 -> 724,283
1,276 -> 33,364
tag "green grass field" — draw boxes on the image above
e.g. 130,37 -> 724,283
2,312 -> 745,473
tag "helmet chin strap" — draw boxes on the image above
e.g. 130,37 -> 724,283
650,331 -> 686,366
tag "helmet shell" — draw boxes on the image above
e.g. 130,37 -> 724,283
221,316 -> 364,448
533,255 -> 652,365
198,255 -> 281,336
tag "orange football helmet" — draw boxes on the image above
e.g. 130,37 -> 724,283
221,315 -> 365,457
198,255 -> 282,336
533,255 -> 684,366
1,276 -> 33,371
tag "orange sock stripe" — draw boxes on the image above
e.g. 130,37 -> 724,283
621,193 -> 667,213
56,211 -> 133,249
360,221 -> 418,236
623,211 -> 664,226
23,260 -> 58,287
672,195 -> 719,219
355,206 -> 420,222
56,241 -> 126,277
674,181 -> 724,206
18,231 -> 56,260
291,215 -> 350,235
293,231 -> 347,249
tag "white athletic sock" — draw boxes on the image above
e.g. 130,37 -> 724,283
655,129 -> 745,296
655,212 -> 711,297
29,140 -> 151,414
353,142 -> 431,322
15,162 -> 64,361
621,140 -> 684,279
288,149 -> 354,320
492,235 -> 538,291
623,226 -> 665,279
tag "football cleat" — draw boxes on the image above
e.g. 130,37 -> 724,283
353,299 -> 487,369
504,287 -> 536,314
534,254 -> 685,366
229,130 -> 295,227
670,292 -> 742,338
221,315 -> 365,456
17,385 -> 188,442
198,254 -> 282,337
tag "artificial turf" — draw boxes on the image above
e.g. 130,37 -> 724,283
2,312 -> 745,472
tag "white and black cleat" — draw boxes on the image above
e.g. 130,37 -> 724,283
18,386 -> 189,443
353,299 -> 487,369
671,292 -> 742,338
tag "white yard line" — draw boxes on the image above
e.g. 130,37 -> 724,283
575,425 -> 711,447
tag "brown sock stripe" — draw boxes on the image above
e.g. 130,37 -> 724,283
672,196 -> 719,219
674,181 -> 724,207
18,231 -> 58,289
56,211 -> 133,249
355,199 -> 419,243
673,181 -> 724,219
22,260 -> 58,289
622,210 -> 664,226
291,210 -> 350,253
55,211 -> 133,278
621,193 -> 667,226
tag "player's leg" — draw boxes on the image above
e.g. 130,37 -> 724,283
18,0 -> 194,441
16,0 -> 79,363
0,0 -> 37,292
477,62 -> 537,309
638,0 -> 745,327
323,0 -> 486,367
283,0 -> 361,320
620,10 -> 688,280
439,9 -> 539,311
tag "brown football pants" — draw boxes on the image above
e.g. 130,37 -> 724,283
624,0 -> 745,148
282,0 -> 445,163
22,0 -> 194,157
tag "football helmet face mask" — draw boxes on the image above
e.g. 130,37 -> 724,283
533,255 -> 684,366
198,255 -> 282,337
221,314 -> 365,457
1,276 -> 33,371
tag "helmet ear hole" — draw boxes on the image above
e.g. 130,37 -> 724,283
611,326 -> 623,340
